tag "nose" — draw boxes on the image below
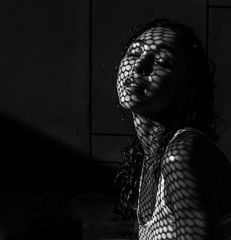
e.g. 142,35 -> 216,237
134,52 -> 155,76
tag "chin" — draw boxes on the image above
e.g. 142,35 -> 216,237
119,98 -> 144,111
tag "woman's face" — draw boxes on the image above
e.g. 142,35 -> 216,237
117,27 -> 187,119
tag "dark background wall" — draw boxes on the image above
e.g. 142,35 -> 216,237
0,0 -> 89,152
209,1 -> 231,162
0,0 -> 230,188
0,0 -> 90,188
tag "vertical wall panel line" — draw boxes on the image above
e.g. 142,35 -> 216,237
89,0 -> 93,164
206,0 -> 209,56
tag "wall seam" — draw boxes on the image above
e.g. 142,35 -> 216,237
89,0 -> 93,172
206,0 -> 209,56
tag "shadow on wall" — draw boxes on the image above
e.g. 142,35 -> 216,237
0,111 -> 89,239
0,111 -> 91,190
0,110 -> 117,191
0,112 -> 123,240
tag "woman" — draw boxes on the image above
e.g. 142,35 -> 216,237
115,19 -> 231,240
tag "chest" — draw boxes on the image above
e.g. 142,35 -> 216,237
137,168 -> 176,240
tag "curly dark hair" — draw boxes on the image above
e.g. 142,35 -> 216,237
114,18 -> 221,219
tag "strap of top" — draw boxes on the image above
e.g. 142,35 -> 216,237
169,127 -> 213,145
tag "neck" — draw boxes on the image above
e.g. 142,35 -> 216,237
132,112 -> 166,159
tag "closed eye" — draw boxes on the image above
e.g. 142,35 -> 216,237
154,58 -> 174,69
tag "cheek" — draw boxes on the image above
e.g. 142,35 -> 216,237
117,75 -> 124,103
120,57 -> 135,75
117,59 -> 133,94
145,68 -> 185,107
158,70 -> 186,103
145,68 -> 172,95
116,65 -> 125,99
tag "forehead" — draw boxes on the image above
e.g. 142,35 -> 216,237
137,27 -> 181,44
131,27 -> 185,60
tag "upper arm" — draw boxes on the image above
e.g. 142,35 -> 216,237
162,131 -> 219,240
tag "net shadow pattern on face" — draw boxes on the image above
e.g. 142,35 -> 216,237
117,27 -> 181,111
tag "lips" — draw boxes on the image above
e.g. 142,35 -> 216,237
124,77 -> 144,89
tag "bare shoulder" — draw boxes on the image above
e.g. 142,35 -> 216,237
161,128 -> 220,199
162,128 -> 231,218
162,129 -> 220,168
